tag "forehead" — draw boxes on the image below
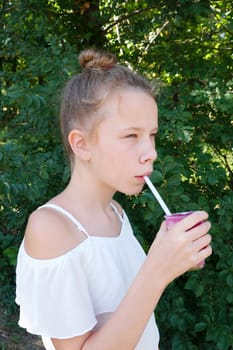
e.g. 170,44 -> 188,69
99,88 -> 158,130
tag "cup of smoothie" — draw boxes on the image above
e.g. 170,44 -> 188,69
165,211 -> 205,269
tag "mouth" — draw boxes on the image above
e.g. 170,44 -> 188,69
135,173 -> 152,182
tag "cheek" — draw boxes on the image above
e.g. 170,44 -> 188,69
111,145 -> 139,167
91,137 -> 138,173
91,147 -> 114,171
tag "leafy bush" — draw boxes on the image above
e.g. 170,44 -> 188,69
1,1 -> 232,348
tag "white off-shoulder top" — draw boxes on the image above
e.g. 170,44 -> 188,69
15,203 -> 160,349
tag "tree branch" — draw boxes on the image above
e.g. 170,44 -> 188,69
215,146 -> 233,186
138,20 -> 170,63
103,5 -> 161,33
210,4 -> 233,36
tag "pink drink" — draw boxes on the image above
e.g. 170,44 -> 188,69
165,211 -> 194,227
165,211 -> 205,268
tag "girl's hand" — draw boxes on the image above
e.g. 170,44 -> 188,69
148,211 -> 212,286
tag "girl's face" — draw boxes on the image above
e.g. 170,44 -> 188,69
87,88 -> 158,196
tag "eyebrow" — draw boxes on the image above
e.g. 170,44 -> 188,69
122,127 -> 159,132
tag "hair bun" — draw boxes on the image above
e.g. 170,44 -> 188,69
79,48 -> 117,70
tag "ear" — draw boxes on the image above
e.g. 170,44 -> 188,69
68,129 -> 90,161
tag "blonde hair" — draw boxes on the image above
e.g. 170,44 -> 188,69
60,48 -> 154,165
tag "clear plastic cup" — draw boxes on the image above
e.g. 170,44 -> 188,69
165,211 -> 205,268
165,211 -> 194,227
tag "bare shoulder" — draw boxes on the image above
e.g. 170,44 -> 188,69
24,206 -> 87,260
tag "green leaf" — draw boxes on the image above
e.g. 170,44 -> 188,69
151,170 -> 163,183
3,247 -> 18,267
194,322 -> 207,332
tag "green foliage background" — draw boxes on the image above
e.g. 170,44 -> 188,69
0,0 -> 232,349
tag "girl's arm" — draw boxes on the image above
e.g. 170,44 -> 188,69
51,211 -> 211,350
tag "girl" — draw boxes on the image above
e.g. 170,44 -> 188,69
15,48 -> 212,350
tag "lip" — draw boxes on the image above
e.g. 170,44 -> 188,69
135,172 -> 152,181
136,172 -> 152,178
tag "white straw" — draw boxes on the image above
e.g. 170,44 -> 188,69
144,176 -> 172,215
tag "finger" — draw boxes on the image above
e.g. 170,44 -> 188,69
189,242 -> 212,271
193,233 -> 212,252
197,243 -> 212,261
176,211 -> 209,232
156,221 -> 167,237
189,221 -> 211,241
160,220 -> 167,232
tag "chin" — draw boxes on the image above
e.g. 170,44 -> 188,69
123,186 -> 144,196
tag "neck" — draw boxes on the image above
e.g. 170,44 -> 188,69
61,167 -> 116,211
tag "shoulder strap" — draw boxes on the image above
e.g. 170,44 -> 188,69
110,202 -> 124,223
38,203 -> 89,237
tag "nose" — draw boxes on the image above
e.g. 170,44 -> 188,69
139,140 -> 157,164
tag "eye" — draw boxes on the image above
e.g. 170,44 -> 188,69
125,134 -> 138,138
